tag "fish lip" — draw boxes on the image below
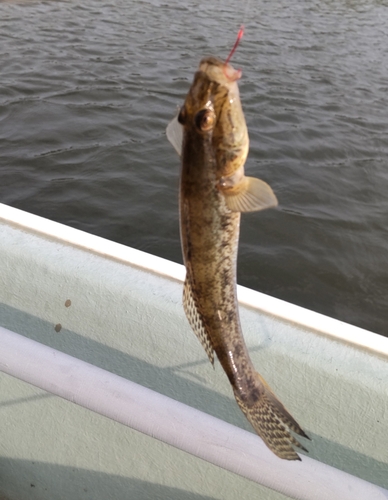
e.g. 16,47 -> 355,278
199,57 -> 242,85
223,64 -> 242,82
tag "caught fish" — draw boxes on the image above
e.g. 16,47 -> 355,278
166,56 -> 309,460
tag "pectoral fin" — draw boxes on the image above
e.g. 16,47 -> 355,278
166,113 -> 183,156
183,275 -> 214,366
223,176 -> 278,213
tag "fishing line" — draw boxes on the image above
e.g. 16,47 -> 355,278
242,0 -> 251,28
223,0 -> 251,70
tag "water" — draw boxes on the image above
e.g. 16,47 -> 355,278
1,0 -> 388,336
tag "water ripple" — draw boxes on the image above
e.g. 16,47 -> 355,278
1,0 -> 388,334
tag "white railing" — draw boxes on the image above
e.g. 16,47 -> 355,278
1,326 -> 387,500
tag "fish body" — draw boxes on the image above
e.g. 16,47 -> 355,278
167,57 -> 308,460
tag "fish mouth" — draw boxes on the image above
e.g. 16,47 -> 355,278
199,57 -> 241,85
223,64 -> 242,82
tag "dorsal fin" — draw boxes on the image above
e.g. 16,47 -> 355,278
183,275 -> 214,366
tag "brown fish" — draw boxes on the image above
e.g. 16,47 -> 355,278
167,56 -> 309,460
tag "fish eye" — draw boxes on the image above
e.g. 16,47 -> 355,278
178,107 -> 186,125
194,109 -> 215,132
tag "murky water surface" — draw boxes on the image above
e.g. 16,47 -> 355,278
1,0 -> 388,335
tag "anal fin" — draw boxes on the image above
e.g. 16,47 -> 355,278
183,276 -> 214,366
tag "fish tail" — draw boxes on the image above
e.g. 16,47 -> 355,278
233,372 -> 309,461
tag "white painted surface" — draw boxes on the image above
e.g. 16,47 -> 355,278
0,202 -> 388,500
1,202 -> 387,356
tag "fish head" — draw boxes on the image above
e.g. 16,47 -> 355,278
178,56 -> 249,179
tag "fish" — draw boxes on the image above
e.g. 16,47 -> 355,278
166,56 -> 309,460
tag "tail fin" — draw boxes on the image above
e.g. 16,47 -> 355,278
234,372 -> 309,461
